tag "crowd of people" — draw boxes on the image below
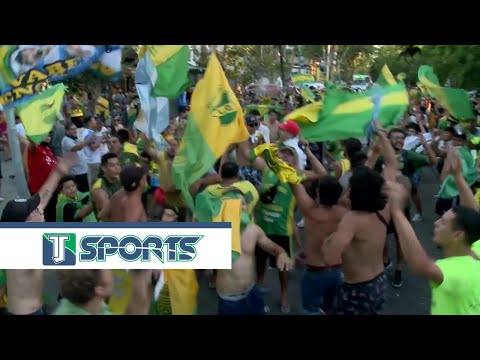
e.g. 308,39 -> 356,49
0,83 -> 479,315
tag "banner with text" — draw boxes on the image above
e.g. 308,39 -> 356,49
0,223 -> 231,269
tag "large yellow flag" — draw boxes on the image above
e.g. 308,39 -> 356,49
172,53 -> 249,209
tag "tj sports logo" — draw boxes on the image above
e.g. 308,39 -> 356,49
43,233 -> 77,266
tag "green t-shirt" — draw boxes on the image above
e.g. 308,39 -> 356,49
430,256 -> 480,315
375,150 -> 428,178
472,240 -> 480,257
54,298 -> 112,315
255,169 -> 296,238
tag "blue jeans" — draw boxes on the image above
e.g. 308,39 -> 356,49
218,285 -> 266,315
301,266 -> 343,315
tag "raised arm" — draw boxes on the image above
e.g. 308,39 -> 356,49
387,181 -> 443,284
139,133 -> 160,162
38,153 -> 74,211
446,147 -> 479,211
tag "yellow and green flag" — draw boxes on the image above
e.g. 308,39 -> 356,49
172,53 -> 249,209
16,83 -> 65,144
138,45 -> 191,99
288,83 -> 408,143
418,65 -> 474,120
377,64 -> 397,87
164,269 -> 199,315
291,73 -> 315,85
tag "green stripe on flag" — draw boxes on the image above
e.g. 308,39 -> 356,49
16,83 -> 66,144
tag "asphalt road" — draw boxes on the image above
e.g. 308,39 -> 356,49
0,158 -> 442,315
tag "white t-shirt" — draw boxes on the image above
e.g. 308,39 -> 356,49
258,123 -> 270,143
15,123 -> 26,139
82,129 -> 102,165
96,126 -> 109,156
284,137 -> 307,170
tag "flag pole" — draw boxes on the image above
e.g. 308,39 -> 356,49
5,107 -> 30,198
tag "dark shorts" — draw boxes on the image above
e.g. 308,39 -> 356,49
410,172 -> 421,194
239,166 -> 262,187
255,234 -> 290,268
1,308 -> 45,315
218,285 -> 266,315
387,206 -> 411,235
302,265 -> 343,315
336,272 -> 387,315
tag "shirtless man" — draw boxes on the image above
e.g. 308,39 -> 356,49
289,144 -> 347,314
0,154 -> 73,315
99,164 -> 148,222
216,216 -> 292,315
323,125 -> 398,315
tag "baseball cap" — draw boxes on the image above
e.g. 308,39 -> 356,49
120,164 -> 148,192
278,120 -> 300,136
1,193 -> 41,222
245,114 -> 257,125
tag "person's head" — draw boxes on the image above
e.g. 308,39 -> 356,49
96,118 -> 104,131
387,128 -> 406,151
107,135 -> 122,156
221,161 -> 240,181
317,176 -> 343,207
116,128 -> 129,145
268,109 -> 279,122
278,120 -> 300,140
57,269 -> 114,306
100,153 -> 121,180
278,144 -> 298,168
249,109 -> 262,123
84,116 -> 97,130
167,139 -> 179,157
343,138 -> 362,160
120,164 -> 148,193
60,176 -> 77,199
0,193 -> 43,222
350,151 -> 368,168
442,126 -> 455,142
405,123 -> 421,136
349,166 -> 387,213
112,114 -> 122,127
179,108 -> 188,119
451,130 -> 467,147
433,206 -> 480,249
245,114 -> 259,135
65,122 -> 78,138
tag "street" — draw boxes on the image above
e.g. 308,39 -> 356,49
0,158 -> 442,315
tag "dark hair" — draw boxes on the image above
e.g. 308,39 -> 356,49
451,206 -> 480,246
221,161 -> 239,179
419,105 -> 426,113
101,153 -> 118,166
350,151 -> 368,168
438,107 -> 445,114
387,127 -> 405,139
249,109 -> 261,117
64,121 -> 74,131
318,176 -> 343,207
84,116 -> 96,127
406,123 -> 421,133
57,269 -> 101,305
117,129 -> 129,144
344,138 -> 362,160
59,175 -> 75,187
268,109 -> 279,115
349,166 -> 387,213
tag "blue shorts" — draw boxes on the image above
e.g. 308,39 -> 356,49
218,284 -> 266,315
336,272 -> 387,315
301,265 -> 343,315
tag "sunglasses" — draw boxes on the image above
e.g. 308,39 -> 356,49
248,122 -> 259,127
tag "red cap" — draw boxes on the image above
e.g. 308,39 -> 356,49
154,187 -> 166,205
278,120 -> 300,136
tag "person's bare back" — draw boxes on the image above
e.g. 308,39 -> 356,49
216,223 -> 290,296
107,189 -> 147,222
7,270 -> 44,314
340,208 -> 390,283
304,205 -> 347,267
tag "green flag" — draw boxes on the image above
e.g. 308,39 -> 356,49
16,83 -> 66,144
418,65 -> 474,120
290,83 -> 408,143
